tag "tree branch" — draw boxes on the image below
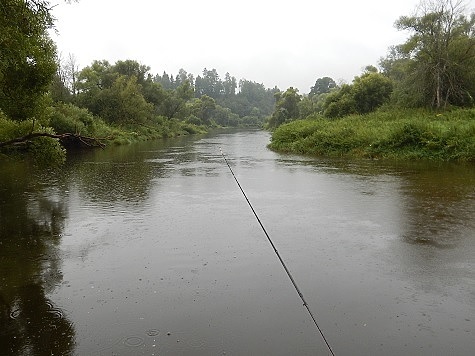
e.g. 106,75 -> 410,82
0,132 -> 107,148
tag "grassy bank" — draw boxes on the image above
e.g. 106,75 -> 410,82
269,108 -> 475,161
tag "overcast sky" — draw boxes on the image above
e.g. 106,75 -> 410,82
50,0 -> 475,93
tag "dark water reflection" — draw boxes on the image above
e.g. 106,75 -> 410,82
1,130 -> 474,355
0,162 -> 75,355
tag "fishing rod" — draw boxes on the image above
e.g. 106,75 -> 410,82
219,147 -> 336,356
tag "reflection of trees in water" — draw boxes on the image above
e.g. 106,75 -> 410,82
2,284 -> 75,355
71,144 -> 161,205
314,159 -> 475,248
399,163 -> 475,248
0,162 -> 75,355
77,161 -> 154,203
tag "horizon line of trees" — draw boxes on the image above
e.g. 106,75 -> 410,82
50,60 -> 279,127
2,0 -> 475,148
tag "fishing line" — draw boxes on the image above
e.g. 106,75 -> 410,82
219,147 -> 336,356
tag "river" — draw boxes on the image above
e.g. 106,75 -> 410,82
1,129 -> 474,355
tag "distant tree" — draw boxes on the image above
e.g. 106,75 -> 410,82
112,60 -> 150,84
235,80 -> 276,117
157,71 -> 174,90
76,60 -> 113,113
268,87 -> 302,128
189,95 -> 216,125
175,68 -> 194,88
223,72 -> 237,97
141,77 -> 166,109
159,80 -> 194,120
51,53 -> 80,103
352,72 -> 393,114
379,46 -> 412,83
363,65 -> 378,74
323,84 -> 356,118
309,77 -> 337,97
213,105 -> 239,126
298,95 -> 322,118
98,75 -> 153,124
77,60 -> 115,91
51,54 -> 72,103
64,53 -> 80,98
195,68 -> 224,99
322,71 -> 392,118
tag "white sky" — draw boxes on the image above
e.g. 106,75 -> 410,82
50,0 -> 475,93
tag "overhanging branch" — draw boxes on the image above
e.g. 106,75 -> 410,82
0,132 -> 107,148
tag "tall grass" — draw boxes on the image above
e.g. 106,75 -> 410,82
269,108 -> 475,161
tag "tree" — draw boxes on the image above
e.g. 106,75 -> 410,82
352,72 -> 393,114
223,72 -> 237,97
50,53 -> 79,103
158,80 -> 194,120
188,95 -> 216,125
174,68 -> 194,88
98,76 -> 153,124
50,54 -> 72,103
0,0 -> 58,120
309,77 -> 337,97
323,84 -> 357,118
395,0 -> 475,108
268,87 -> 302,128
195,68 -> 223,99
322,70 -> 393,118
76,60 -> 114,113
113,59 -> 150,85
236,80 -> 277,118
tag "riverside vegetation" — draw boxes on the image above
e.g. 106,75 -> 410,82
268,0 -> 475,161
269,108 -> 475,161
0,1 -> 276,166
1,0 -> 475,166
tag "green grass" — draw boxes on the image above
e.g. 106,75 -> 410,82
269,108 -> 475,161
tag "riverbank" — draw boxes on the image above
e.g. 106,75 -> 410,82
0,104 -> 207,166
269,108 -> 475,161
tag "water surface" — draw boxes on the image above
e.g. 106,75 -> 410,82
1,130 -> 474,355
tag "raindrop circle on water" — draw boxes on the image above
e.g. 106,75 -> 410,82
49,308 -> 64,319
123,336 -> 145,347
9,309 -> 21,319
147,329 -> 160,337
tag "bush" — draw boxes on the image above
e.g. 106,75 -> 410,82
0,115 -> 66,166
49,103 -> 95,135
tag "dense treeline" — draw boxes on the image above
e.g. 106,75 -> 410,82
2,0 -> 475,165
53,60 -> 277,128
0,1 -> 277,165
268,0 -> 475,161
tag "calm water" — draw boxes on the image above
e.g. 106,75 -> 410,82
1,130 -> 474,355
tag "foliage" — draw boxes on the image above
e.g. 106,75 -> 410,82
0,112 -> 66,166
309,77 -> 337,97
267,87 -> 302,128
323,72 -> 393,118
187,95 -> 217,125
323,84 -> 357,118
269,108 -> 475,161
393,0 -> 475,108
352,72 -> 393,114
195,68 -> 224,98
47,102 -> 115,139
0,0 -> 58,121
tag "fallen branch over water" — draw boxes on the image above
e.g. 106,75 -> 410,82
0,132 -> 107,149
